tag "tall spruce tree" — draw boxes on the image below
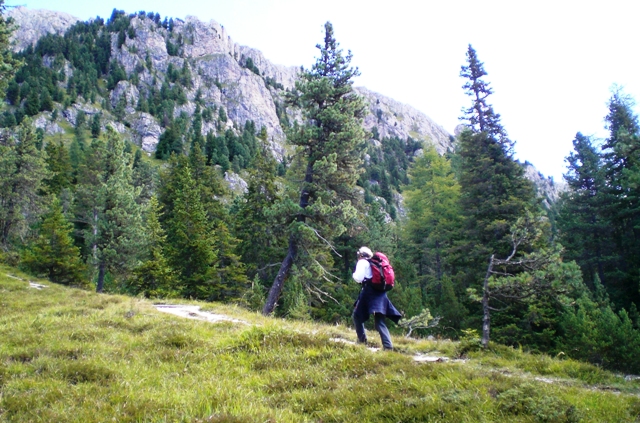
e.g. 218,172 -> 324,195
233,139 -> 286,285
460,45 -> 511,151
160,155 -> 220,300
189,140 -> 248,300
0,120 -> 50,248
0,0 -> 21,98
21,198 -> 86,285
128,195 -> 178,298
74,128 -> 145,292
43,140 -> 72,196
456,45 -> 538,287
455,46 -> 540,341
262,22 -> 367,315
557,133 -> 614,291
599,88 -> 640,306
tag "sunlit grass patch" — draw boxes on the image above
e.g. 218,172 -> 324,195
2,265 -> 640,422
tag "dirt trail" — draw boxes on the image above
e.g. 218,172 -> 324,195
153,304 -> 453,363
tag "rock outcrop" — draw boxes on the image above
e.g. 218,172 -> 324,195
358,87 -> 454,154
523,162 -> 567,208
8,7 -> 79,52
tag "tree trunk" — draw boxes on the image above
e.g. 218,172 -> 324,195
262,161 -> 313,315
481,254 -> 494,348
96,261 -> 105,293
262,236 -> 298,315
435,240 -> 442,281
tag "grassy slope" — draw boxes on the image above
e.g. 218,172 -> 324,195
1,266 -> 640,423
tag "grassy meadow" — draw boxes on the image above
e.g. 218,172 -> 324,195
1,265 -> 640,422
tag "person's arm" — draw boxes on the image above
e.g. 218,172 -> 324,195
352,259 -> 368,283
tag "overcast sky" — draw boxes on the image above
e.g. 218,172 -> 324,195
18,0 -> 640,181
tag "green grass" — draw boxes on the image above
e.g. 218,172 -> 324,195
1,265 -> 640,422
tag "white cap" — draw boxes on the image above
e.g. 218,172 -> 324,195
357,246 -> 373,258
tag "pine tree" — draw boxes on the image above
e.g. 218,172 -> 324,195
43,140 -> 72,195
460,44 -> 511,151
161,155 -> 219,300
24,89 -> 40,116
73,128 -> 145,292
91,113 -> 101,138
599,88 -> 640,306
233,140 -> 285,285
0,1 -> 22,97
39,88 -> 53,112
455,129 -> 538,286
132,149 -> 157,204
189,140 -> 248,300
0,120 -> 50,248
95,130 -> 145,291
128,196 -> 178,297
262,22 -> 367,315
403,145 -> 462,285
21,198 -> 86,285
557,133 -> 613,291
455,46 -> 538,288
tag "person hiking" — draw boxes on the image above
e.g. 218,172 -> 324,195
352,246 -> 402,350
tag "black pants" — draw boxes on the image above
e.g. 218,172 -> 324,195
353,311 -> 393,349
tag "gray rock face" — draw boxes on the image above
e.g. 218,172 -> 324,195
224,171 -> 248,194
110,81 -> 139,114
131,113 -> 163,153
8,7 -> 79,52
62,103 -> 100,127
34,115 -> 63,135
523,162 -> 567,207
357,88 -> 454,154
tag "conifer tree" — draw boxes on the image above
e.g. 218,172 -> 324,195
233,139 -> 285,284
43,140 -> 72,195
0,120 -> 50,248
557,133 -> 613,290
404,145 -> 461,285
460,44 -> 511,151
74,128 -> 145,292
189,140 -> 248,299
455,46 -> 538,289
0,0 -> 21,98
21,198 -> 86,285
132,149 -> 157,204
128,196 -> 178,297
161,155 -> 219,300
262,22 -> 366,315
599,88 -> 640,306
91,113 -> 101,138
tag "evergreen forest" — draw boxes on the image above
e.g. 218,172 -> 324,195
3,5 -> 640,376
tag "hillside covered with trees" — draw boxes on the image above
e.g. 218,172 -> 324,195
2,4 -> 640,376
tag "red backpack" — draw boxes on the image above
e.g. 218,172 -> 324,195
367,252 -> 395,292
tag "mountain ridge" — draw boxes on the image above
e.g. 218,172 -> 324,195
7,7 -> 453,154
7,6 -> 564,200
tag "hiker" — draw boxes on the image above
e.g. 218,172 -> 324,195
352,246 -> 402,350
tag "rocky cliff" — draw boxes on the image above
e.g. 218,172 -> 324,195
523,162 -> 566,208
8,7 -> 79,52
7,7 -> 563,205
8,7 -> 453,159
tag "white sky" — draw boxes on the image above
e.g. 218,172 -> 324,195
17,0 -> 640,181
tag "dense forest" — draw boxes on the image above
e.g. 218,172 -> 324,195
2,5 -> 640,374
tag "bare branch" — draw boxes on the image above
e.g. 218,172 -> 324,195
256,262 -> 283,272
302,224 -> 342,257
